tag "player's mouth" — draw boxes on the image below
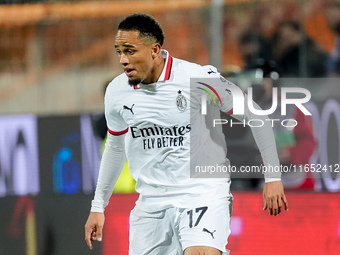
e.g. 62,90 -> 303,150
124,68 -> 135,77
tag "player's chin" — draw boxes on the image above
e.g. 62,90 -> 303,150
128,78 -> 142,86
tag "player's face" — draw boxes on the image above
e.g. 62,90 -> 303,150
115,30 -> 157,85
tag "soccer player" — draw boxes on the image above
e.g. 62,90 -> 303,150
85,13 -> 288,255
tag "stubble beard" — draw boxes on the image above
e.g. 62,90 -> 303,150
128,78 -> 142,86
127,66 -> 154,86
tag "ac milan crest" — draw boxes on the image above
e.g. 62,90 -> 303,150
176,90 -> 187,111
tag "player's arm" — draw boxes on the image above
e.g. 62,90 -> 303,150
231,94 -> 288,216
85,132 -> 127,249
198,69 -> 288,215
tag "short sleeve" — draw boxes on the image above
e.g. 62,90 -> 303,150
104,85 -> 129,136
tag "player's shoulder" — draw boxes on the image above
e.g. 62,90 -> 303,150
172,57 -> 220,78
106,73 -> 129,97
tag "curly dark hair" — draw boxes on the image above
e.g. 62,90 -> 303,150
118,13 -> 165,46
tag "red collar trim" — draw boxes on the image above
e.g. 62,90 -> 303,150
164,55 -> 173,81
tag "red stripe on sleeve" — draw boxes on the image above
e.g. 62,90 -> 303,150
108,127 -> 128,136
226,108 -> 233,115
225,91 -> 243,114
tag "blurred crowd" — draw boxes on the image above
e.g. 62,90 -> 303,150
237,1 -> 340,78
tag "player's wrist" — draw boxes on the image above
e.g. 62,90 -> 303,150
91,200 -> 105,213
264,177 -> 281,183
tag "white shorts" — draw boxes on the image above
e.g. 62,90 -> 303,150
129,197 -> 233,255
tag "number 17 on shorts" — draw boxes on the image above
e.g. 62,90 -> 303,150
178,197 -> 233,254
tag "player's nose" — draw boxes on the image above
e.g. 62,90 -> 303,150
119,53 -> 129,66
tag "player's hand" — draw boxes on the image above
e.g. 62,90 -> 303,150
85,212 -> 105,249
263,181 -> 288,216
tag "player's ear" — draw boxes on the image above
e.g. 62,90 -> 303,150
151,43 -> 161,59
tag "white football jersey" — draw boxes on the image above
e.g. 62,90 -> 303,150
104,50 -> 279,211
104,50 -> 236,211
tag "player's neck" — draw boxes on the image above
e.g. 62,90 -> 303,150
150,55 -> 165,84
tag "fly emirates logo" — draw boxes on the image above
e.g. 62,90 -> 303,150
130,124 -> 191,150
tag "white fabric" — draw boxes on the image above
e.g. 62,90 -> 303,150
91,133 -> 126,212
129,197 -> 232,255
231,96 -> 281,181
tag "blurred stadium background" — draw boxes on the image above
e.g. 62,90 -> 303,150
0,0 -> 340,254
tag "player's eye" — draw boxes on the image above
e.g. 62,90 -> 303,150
127,50 -> 135,55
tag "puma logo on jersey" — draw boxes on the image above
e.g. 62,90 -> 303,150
123,104 -> 135,115
202,228 -> 216,239
207,68 -> 216,74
